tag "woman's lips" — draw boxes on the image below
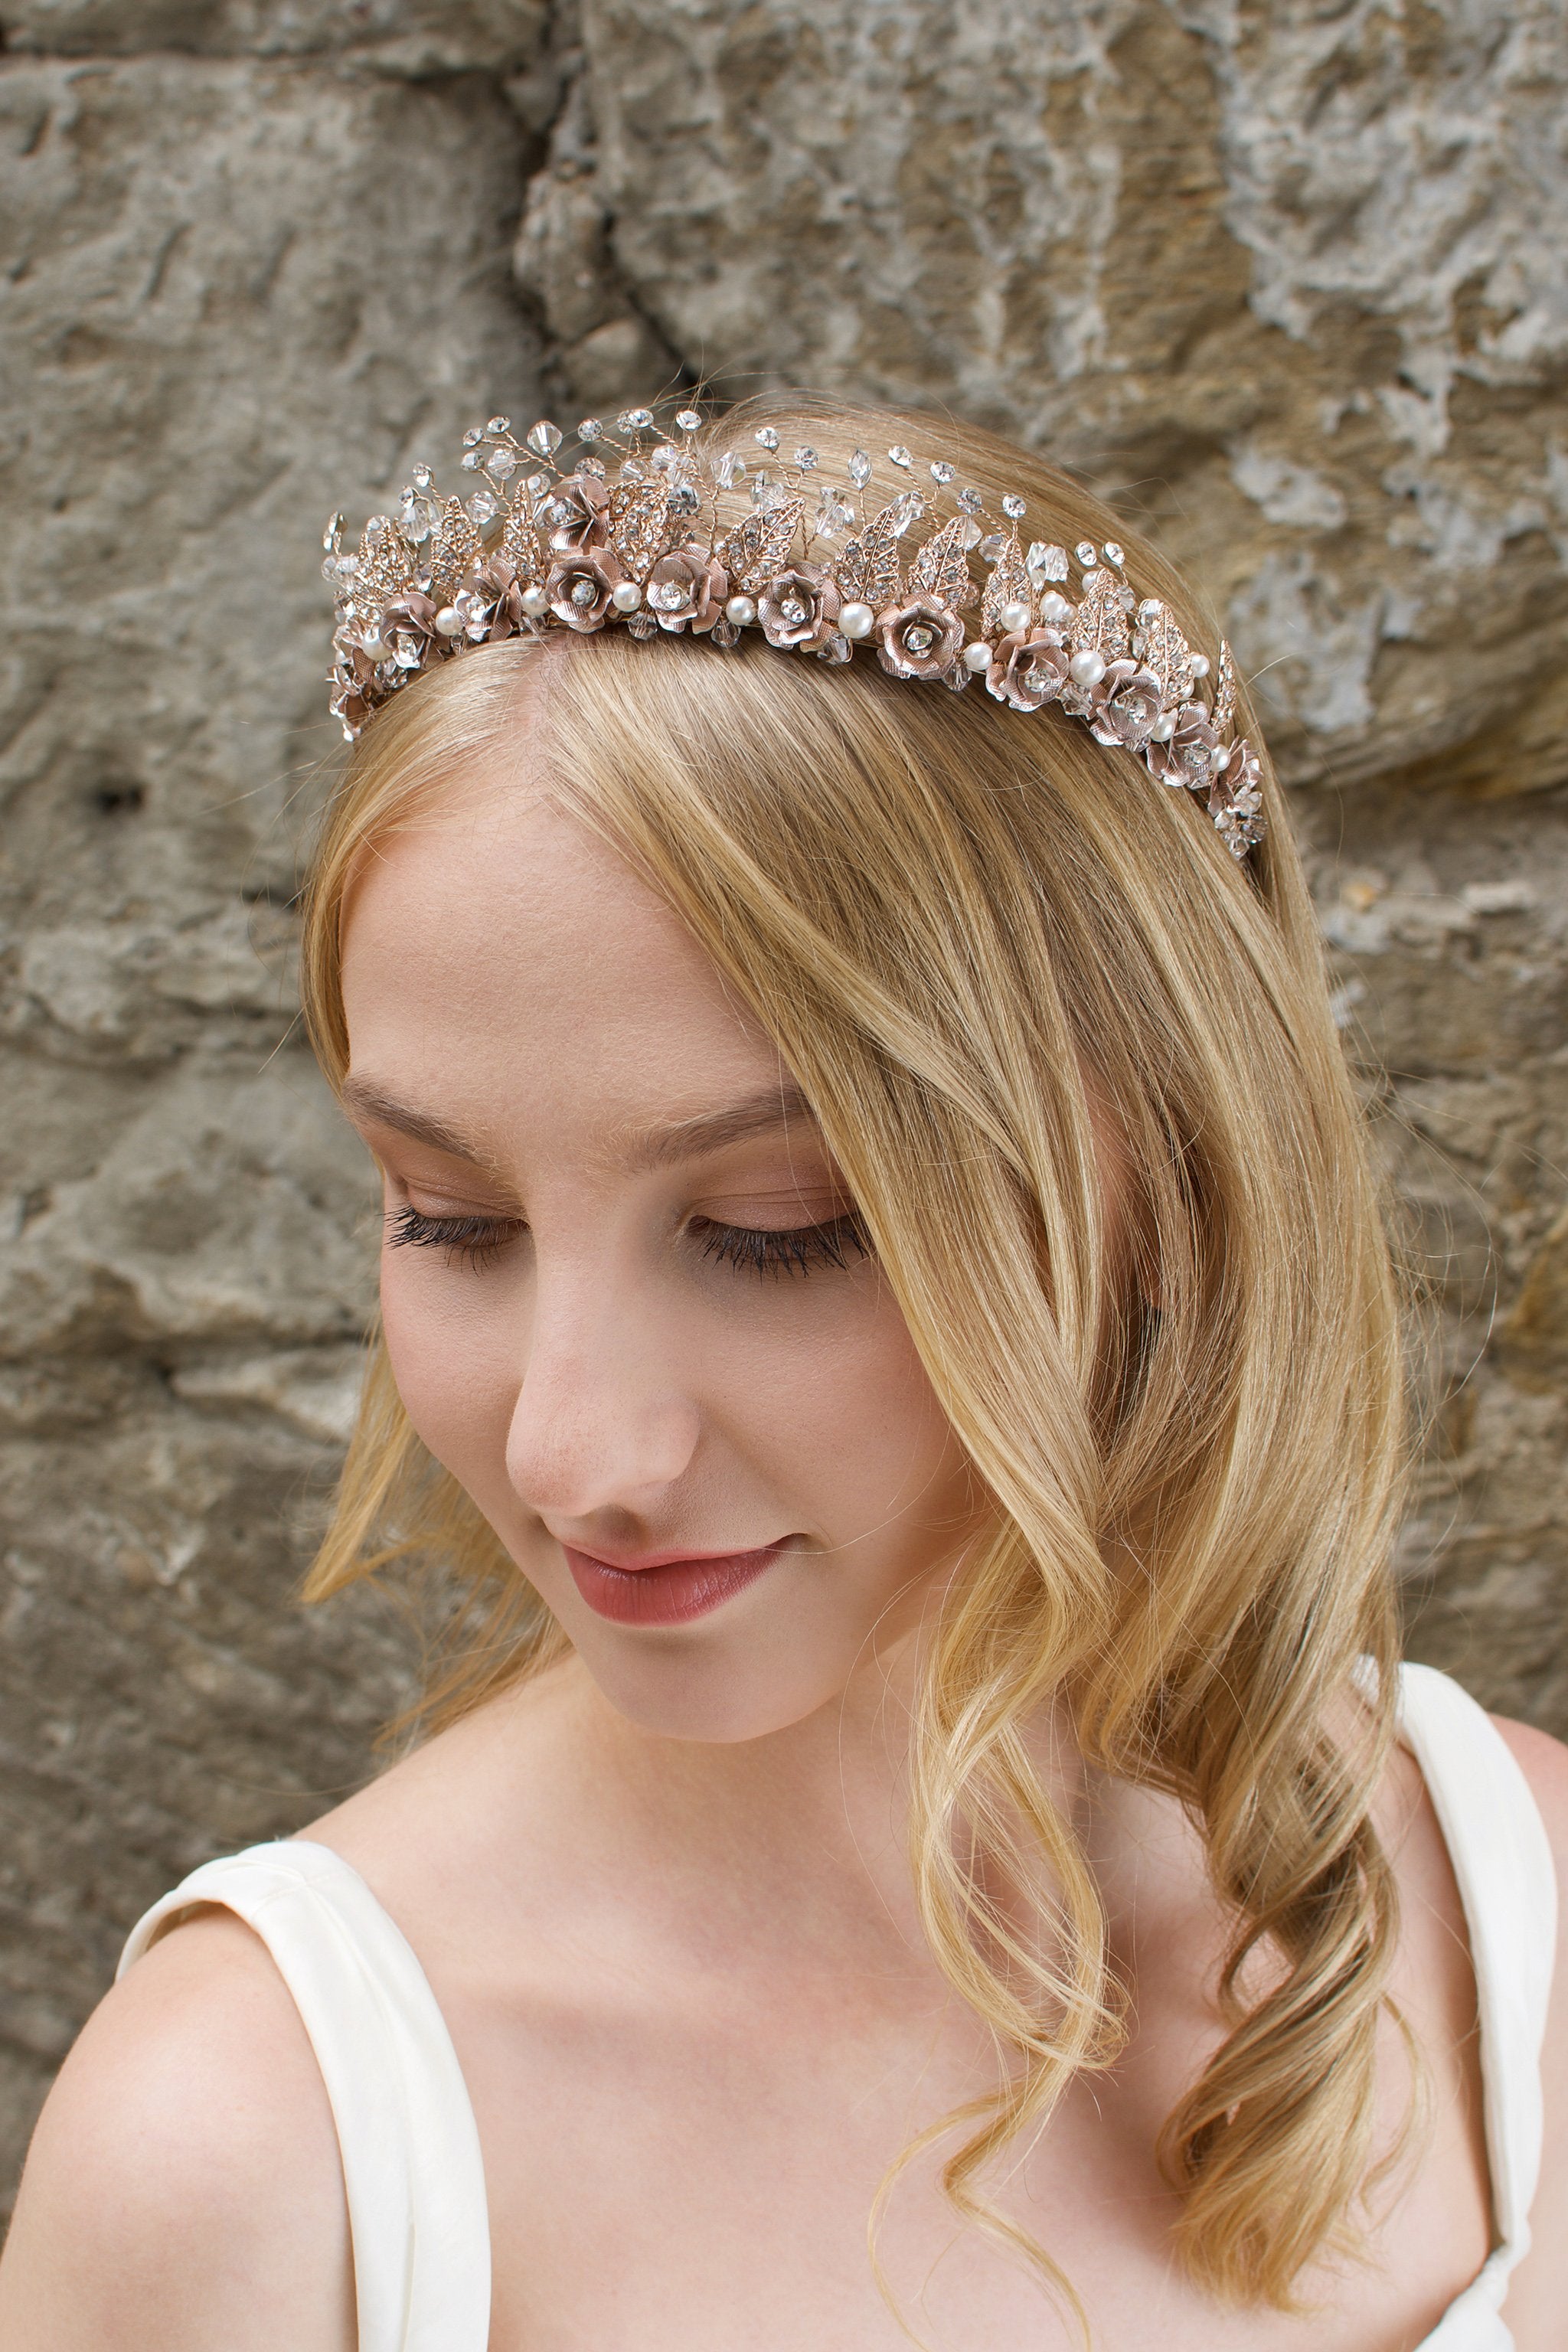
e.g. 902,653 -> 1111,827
563,1541 -> 789,1627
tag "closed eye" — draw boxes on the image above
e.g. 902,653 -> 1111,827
690,1213 -> 870,1279
385,1203 -> 524,1269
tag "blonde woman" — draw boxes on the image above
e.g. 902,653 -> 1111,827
1,396 -> 1562,2352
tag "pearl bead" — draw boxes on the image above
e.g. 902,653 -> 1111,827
838,601 -> 874,639
518,585 -> 550,619
610,580 -> 644,612
1069,649 -> 1106,687
724,594 -> 757,627
1150,712 -> 1177,742
1039,592 -> 1072,625
1189,652 -> 1210,678
434,606 -> 462,636
962,641 -> 991,674
998,599 -> 1032,636
361,636 -> 390,664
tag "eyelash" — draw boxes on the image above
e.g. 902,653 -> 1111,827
693,1213 -> 870,1280
384,1204 -> 869,1279
385,1204 -> 519,1269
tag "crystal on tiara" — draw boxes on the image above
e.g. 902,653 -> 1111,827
1028,541 -> 1070,583
323,396 -> 1264,858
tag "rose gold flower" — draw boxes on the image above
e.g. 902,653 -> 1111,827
380,591 -> 438,641
985,629 -> 1068,711
1208,738 -> 1266,856
542,470 -> 611,554
876,594 -> 962,681
1145,698 -> 1223,789
759,564 -> 840,650
547,547 -> 623,632
643,548 -> 730,634
375,591 -> 447,673
436,560 -> 519,644
1083,659 -> 1165,751
333,630 -> 380,688
330,677 -> 371,737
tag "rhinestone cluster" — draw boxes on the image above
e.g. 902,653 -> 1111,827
324,405 -> 1264,860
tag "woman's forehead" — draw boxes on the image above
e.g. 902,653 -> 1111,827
339,789 -> 794,1155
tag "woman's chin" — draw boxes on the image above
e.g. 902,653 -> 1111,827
570,1629 -> 866,1747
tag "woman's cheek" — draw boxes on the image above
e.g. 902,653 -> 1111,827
378,1256 -> 522,1504
720,1282 -> 958,1537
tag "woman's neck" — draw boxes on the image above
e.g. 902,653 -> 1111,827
468,1645 -> 1091,1981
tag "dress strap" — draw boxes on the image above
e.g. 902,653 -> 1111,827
118,1838 -> 491,2352
1396,1661 -> 1558,2261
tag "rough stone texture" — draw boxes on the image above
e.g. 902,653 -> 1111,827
1302,792 -> 1568,1729
1,0 -> 548,74
0,21 -> 548,2207
550,0 -> 1568,797
1,0 -> 1565,2222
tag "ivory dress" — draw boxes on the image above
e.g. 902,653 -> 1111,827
119,1662 -> 1557,2350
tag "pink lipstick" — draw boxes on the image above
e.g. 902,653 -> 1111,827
564,1540 -> 789,1627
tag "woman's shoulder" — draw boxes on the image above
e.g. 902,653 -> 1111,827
1489,1709 -> 1568,1841
1474,1710 -> 1568,2346
0,1904 -> 354,2352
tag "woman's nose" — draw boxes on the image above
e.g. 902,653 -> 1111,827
504,1270 -> 701,1521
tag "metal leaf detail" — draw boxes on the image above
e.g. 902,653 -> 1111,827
1131,602 -> 1195,707
837,503 -> 903,609
353,519 -> 415,617
909,516 -> 976,612
501,506 -> 543,583
982,534 -> 1033,635
610,480 -> 673,580
720,497 -> 805,595
427,498 -> 482,604
1070,570 -> 1132,665
1213,640 -> 1236,735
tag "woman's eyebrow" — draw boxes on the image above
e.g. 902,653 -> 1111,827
622,1084 -> 818,1171
340,1076 -> 818,1174
339,1079 -> 495,1166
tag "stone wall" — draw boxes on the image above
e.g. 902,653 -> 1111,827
2,0 -> 1564,2209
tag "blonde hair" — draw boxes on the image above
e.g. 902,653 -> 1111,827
301,395 -> 1409,2314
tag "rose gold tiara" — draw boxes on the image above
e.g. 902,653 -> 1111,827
323,402 -> 1264,860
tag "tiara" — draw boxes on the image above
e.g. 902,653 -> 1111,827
323,403 -> 1265,860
